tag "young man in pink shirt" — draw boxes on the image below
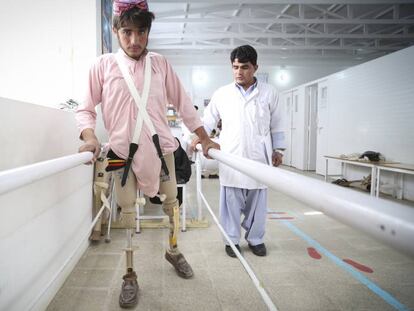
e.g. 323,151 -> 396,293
76,0 -> 218,307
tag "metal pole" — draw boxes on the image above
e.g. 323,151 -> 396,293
0,152 -> 93,195
195,151 -> 203,221
204,147 -> 414,258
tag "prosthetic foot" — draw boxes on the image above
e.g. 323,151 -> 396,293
119,209 -> 139,308
119,268 -> 138,308
165,250 -> 193,279
163,203 -> 193,278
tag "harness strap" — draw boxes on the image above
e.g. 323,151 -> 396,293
115,52 -> 170,184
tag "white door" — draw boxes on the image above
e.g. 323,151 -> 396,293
283,92 -> 293,166
316,81 -> 329,175
291,90 -> 300,168
306,85 -> 318,170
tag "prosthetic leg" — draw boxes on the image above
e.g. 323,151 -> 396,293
118,203 -> 139,308
161,153 -> 194,279
112,170 -> 140,308
163,200 -> 193,279
119,207 -> 139,308
90,156 -> 111,242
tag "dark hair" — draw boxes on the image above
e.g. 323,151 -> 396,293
113,7 -> 155,31
230,45 -> 258,66
194,105 -> 199,110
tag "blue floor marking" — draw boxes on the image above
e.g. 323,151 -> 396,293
282,221 -> 410,311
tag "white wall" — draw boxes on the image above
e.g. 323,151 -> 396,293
172,65 -> 233,114
167,59 -> 348,112
326,46 -> 414,200
0,98 -> 94,311
263,64 -> 349,92
0,0 -> 98,109
281,46 -> 414,201
324,46 -> 414,164
0,1 -> 99,309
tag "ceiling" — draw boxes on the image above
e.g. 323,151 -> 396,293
147,0 -> 414,66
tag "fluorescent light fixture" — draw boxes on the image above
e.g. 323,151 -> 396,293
192,69 -> 208,86
304,211 -> 324,216
276,68 -> 290,85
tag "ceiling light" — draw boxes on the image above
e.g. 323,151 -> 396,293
192,69 -> 208,86
276,67 -> 290,85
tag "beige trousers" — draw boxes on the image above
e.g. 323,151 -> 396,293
113,152 -> 179,250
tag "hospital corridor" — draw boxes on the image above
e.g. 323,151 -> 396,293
45,173 -> 414,311
1,1 -> 414,311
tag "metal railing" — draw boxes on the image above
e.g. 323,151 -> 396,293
194,146 -> 414,310
0,152 -> 93,195
0,152 -> 114,310
196,146 -> 414,258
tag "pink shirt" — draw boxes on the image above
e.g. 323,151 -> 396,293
76,49 -> 202,196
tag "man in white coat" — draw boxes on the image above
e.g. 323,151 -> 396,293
201,45 -> 285,257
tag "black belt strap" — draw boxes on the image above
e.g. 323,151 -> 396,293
152,134 -> 170,182
121,143 -> 139,186
119,135 -> 170,187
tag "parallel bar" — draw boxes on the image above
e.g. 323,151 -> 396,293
195,151 -> 203,221
0,152 -> 93,195
204,147 -> 414,258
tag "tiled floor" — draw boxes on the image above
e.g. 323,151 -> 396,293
47,168 -> 414,311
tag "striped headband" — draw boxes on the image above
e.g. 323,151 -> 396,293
113,0 -> 148,16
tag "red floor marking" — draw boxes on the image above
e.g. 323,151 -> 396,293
343,259 -> 373,273
307,247 -> 322,259
269,216 -> 295,220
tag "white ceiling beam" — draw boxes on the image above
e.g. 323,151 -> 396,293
296,23 -> 325,34
251,4 -> 292,44
353,5 -> 389,19
298,3 -> 344,45
148,44 -> 405,50
150,32 -> 414,39
219,4 -> 243,44
156,4 -> 249,18
156,17 -> 414,24
391,27 -> 406,34
181,3 -> 190,36
281,38 -> 301,45
347,5 -> 353,18
371,24 -> 405,34
394,5 -> 400,19
373,6 -> 394,19
308,4 -> 346,19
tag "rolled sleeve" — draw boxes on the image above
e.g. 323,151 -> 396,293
75,58 -> 103,138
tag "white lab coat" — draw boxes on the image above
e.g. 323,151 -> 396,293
203,81 -> 285,189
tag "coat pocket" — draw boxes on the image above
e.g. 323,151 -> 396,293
255,100 -> 271,136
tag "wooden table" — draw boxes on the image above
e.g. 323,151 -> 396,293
324,156 -> 380,196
